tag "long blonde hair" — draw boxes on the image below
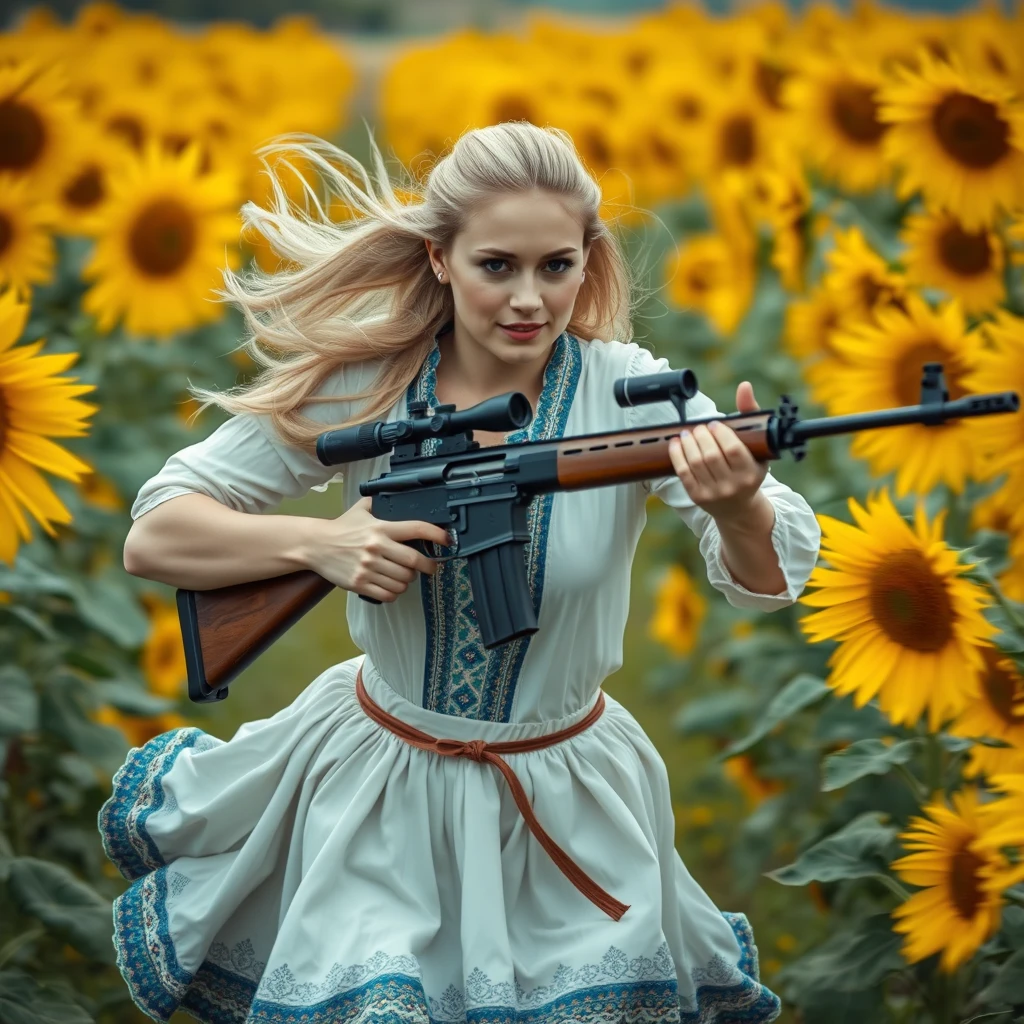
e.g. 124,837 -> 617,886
188,120 -> 644,452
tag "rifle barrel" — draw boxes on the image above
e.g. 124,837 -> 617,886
789,392 -> 1019,445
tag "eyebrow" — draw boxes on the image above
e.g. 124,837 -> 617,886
475,247 -> 579,258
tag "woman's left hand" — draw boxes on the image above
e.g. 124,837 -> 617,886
667,381 -> 769,523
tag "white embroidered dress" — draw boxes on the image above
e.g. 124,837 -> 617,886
98,331 -> 821,1024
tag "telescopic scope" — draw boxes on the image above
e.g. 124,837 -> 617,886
316,392 -> 533,466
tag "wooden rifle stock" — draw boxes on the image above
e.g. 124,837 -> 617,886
177,569 -> 335,703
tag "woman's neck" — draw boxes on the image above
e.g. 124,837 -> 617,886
434,325 -> 550,408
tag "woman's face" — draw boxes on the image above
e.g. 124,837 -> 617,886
426,188 -> 589,369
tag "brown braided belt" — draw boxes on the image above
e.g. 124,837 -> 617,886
355,665 -> 630,921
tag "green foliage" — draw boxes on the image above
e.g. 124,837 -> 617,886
1,237 -> 246,1023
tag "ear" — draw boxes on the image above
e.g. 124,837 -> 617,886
424,239 -> 446,276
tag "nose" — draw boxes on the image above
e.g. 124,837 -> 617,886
509,271 -> 542,314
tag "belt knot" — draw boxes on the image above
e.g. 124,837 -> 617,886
435,737 -> 489,761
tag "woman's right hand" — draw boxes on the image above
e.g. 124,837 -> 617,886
308,496 -> 451,602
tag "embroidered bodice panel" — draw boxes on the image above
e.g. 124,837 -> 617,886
404,328 -> 582,721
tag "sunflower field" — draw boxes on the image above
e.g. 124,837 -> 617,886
2,1 -> 1024,1023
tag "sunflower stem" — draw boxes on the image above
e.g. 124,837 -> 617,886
872,872 -> 912,902
925,733 -> 946,799
896,762 -> 930,803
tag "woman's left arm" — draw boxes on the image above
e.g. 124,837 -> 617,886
666,379 -> 818,605
617,341 -> 821,612
668,380 -> 786,596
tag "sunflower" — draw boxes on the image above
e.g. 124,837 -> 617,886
81,139 -> 241,338
780,49 -> 892,194
877,50 -> 1024,231
754,148 -> 812,292
0,173 -> 58,299
963,311 -> 1024,501
899,207 -> 1005,315
649,564 -> 707,657
52,126 -> 128,238
956,8 -> 1024,87
799,488 -> 996,732
891,787 -> 1007,973
80,471 -> 124,513
140,593 -> 187,698
0,58 -> 80,196
684,82 -> 775,189
0,290 -> 98,566
665,233 -> 756,337
821,226 -> 908,328
969,482 -> 1016,536
783,286 -> 844,362
824,294 -> 982,497
723,754 -> 784,808
90,84 -> 166,154
949,646 -> 1024,777
973,773 -> 1024,879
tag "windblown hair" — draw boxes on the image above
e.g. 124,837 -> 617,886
188,120 -> 645,452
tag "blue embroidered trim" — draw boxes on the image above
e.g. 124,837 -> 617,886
407,325 -> 582,721
99,730 -> 781,1023
97,726 -> 204,881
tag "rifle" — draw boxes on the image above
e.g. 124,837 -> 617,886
176,362 -> 1019,703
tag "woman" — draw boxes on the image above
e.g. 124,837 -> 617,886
99,121 -> 821,1024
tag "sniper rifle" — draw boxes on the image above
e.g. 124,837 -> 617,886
175,362 -> 1018,703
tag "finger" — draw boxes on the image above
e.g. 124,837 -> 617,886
385,519 -> 453,548
369,555 -> 418,585
708,418 -> 759,474
681,426 -> 722,486
736,381 -> 758,413
383,541 -> 440,577
360,580 -> 403,603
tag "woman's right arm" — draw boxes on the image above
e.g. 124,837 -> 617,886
123,492 -> 449,601
121,399 -> 452,601
122,491 -> 323,590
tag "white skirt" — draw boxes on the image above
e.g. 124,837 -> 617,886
97,654 -> 781,1023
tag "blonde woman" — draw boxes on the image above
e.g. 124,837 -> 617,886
99,122 -> 820,1023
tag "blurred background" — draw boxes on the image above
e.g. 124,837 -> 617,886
1,0 -> 1024,1022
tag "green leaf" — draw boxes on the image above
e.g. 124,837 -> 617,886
92,679 -> 177,717
720,674 -> 831,758
64,571 -> 150,649
776,914 -> 906,995
6,858 -> 115,965
0,669 -> 38,738
0,969 -> 95,1024
767,812 -> 898,886
673,689 -> 755,736
821,738 -> 922,792
0,603 -> 59,642
38,673 -> 127,775
980,948 -> 1024,1007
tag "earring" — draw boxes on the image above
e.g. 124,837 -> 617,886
437,271 -> 444,282
581,271 -> 586,282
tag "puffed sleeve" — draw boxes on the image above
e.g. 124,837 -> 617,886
624,344 -> 821,611
129,361 -> 379,521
